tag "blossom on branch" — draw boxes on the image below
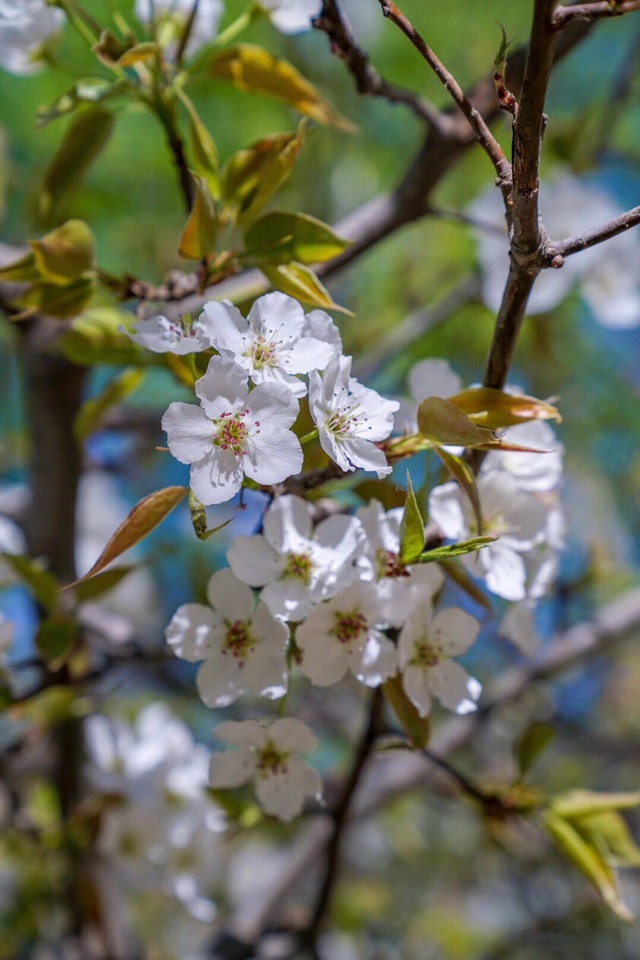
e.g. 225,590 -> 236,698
162,356 -> 303,505
201,292 -> 340,398
135,0 -> 223,58
296,581 -> 398,687
399,603 -> 481,716
210,717 -> 322,822
309,355 -> 399,477
0,0 -> 64,75
257,0 -> 322,35
227,494 -> 365,621
123,312 -> 212,354
165,568 -> 289,707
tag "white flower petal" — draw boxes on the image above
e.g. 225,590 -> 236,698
165,603 -> 220,662
162,402 -> 214,464
429,660 -> 481,714
227,534 -> 284,587
214,719 -> 267,748
402,665 -> 434,718
209,748 -> 257,788
206,569 -> 256,622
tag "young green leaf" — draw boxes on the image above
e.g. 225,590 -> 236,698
448,386 -> 561,428
433,444 -> 483,535
30,220 -> 96,285
400,473 -> 425,563
243,211 -> 351,264
383,675 -> 431,749
1,554 -> 59,612
515,722 -> 555,779
178,173 -> 217,259
418,396 -> 499,447
210,44 -> 354,130
188,491 -> 233,541
417,536 -> 495,563
177,89 -> 220,199
261,261 -> 351,313
39,108 -> 115,220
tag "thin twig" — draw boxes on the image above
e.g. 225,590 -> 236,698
376,0 -> 512,189
546,204 -> 640,260
312,0 -> 449,131
300,690 -> 384,954
552,0 -> 640,28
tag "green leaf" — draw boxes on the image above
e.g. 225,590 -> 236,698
417,536 -> 496,563
576,811 -> 640,869
58,307 -> 148,366
40,108 -> 116,220
433,444 -> 484,536
261,261 -> 351,314
74,368 -> 145,443
448,387 -> 561,428
37,78 -> 127,127
0,250 -> 41,284
418,396 -> 499,448
400,473 -> 425,564
383,675 -> 431,748
0,554 -> 58,612
72,565 -> 138,603
210,44 -> 354,130
30,220 -> 96,285
188,491 -> 233,541
178,173 -> 218,259
243,211 -> 351,265
177,88 -> 220,199
36,615 -> 77,670
65,486 -> 189,586
19,277 -> 97,320
545,812 -> 634,921
221,123 -> 306,228
515,722 -> 555,779
551,789 -> 640,819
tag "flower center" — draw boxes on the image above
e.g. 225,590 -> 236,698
325,402 -> 360,441
248,334 -> 278,370
222,619 -> 255,662
411,640 -> 440,668
256,742 -> 289,777
282,551 -> 313,584
376,548 -> 409,580
213,409 -> 259,456
331,608 -> 368,644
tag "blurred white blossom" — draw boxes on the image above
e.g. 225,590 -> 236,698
0,0 -> 64,75
135,0 -> 223,58
258,0 -> 322,34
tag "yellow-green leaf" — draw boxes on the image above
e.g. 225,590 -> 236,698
177,88 -> 220,198
59,307 -> 148,366
65,486 -> 188,586
515,722 -> 555,779
36,614 -> 78,670
383,675 -> 431,748
448,387 -> 562,428
0,250 -> 40,283
210,44 -> 354,130
40,108 -> 115,220
551,789 -> 640,820
1,554 -> 58,612
417,536 -> 495,562
30,220 -> 96,285
74,368 -> 145,443
400,472 -> 425,564
188,491 -> 233,541
545,813 -> 634,921
178,172 -> 217,259
72,565 -> 138,603
418,397 -> 499,448
244,211 -> 351,264
19,277 -> 97,320
261,261 -> 351,314
221,123 -> 306,227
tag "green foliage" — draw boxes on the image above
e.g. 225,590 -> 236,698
400,473 -> 425,564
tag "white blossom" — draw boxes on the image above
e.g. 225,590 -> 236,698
258,0 -> 322,35
500,600 -> 540,657
135,0 -> 223,59
470,171 -> 640,327
482,420 -> 564,493
210,718 -> 322,822
309,355 -> 399,477
399,602 -> 481,716
201,293 -> 338,398
296,581 -> 397,688
162,355 -> 303,505
355,499 -> 444,624
165,568 -> 289,707
0,515 -> 27,586
428,472 -> 551,601
227,494 -> 365,621
123,312 -> 212,354
0,0 -> 64,75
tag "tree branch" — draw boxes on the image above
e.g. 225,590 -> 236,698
547,204 -> 640,260
376,0 -> 512,189
312,0 -> 449,131
552,0 -> 640,27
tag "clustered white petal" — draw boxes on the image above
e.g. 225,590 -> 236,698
135,0 -> 224,59
0,0 -> 64,75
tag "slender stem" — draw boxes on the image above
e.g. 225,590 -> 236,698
552,0 -> 640,27
376,0 -> 512,187
548,204 -> 640,260
298,428 -> 319,446
300,690 -> 384,953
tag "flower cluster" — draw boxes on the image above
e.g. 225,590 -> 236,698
85,704 -> 227,921
0,0 -> 64,75
154,293 -> 399,504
